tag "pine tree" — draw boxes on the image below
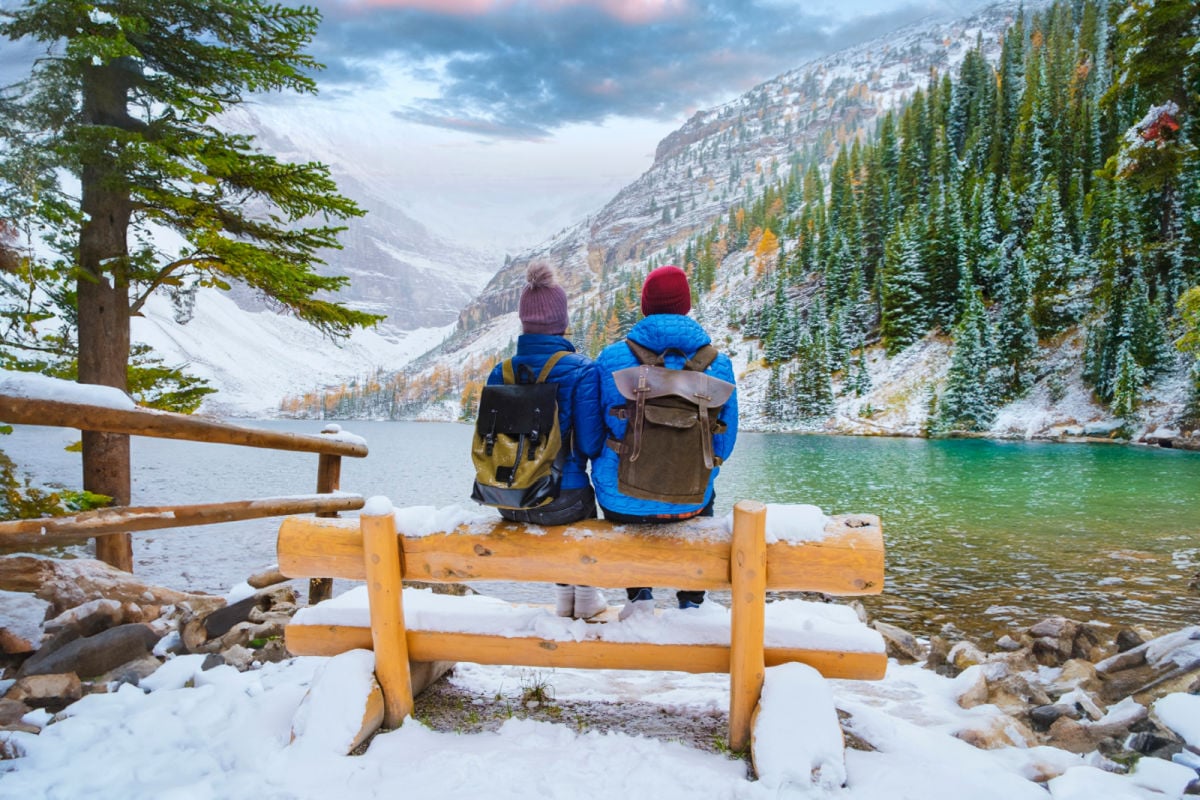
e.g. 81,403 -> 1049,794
934,288 -> 997,432
880,216 -> 930,354
995,247 -> 1038,397
1110,338 -> 1144,421
0,0 -> 378,569
1025,178 -> 1079,335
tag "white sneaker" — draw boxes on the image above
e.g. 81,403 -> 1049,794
554,584 -> 575,617
573,586 -> 607,619
618,589 -> 655,621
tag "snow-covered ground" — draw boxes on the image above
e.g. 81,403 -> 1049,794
2,625 -> 1197,799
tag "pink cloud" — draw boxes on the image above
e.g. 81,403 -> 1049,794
350,0 -> 688,23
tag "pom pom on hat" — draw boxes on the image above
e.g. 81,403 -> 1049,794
641,265 -> 691,316
519,262 -> 569,334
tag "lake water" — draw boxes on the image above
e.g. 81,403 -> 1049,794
4,420 -> 1197,642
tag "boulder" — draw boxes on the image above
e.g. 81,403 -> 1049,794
1095,627 -> 1200,704
19,623 -> 162,679
986,672 -> 1052,715
949,640 -> 987,672
955,714 -> 1037,750
872,621 -> 925,663
925,635 -> 952,673
5,672 -> 82,712
0,555 -> 225,618
0,697 -> 31,726
1046,659 -> 1101,695
92,654 -> 163,690
0,589 -> 51,655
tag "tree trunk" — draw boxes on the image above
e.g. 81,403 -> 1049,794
78,61 -> 137,572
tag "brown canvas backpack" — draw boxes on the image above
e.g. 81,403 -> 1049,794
608,339 -> 734,505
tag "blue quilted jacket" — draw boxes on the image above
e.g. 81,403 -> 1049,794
485,334 -> 603,491
592,315 -> 738,517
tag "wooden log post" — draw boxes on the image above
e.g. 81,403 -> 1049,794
309,426 -> 344,605
360,502 -> 413,728
728,500 -> 767,753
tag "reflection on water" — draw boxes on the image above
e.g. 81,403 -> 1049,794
3,421 -> 1197,641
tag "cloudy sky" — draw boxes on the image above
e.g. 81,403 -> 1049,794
1,0 -> 991,251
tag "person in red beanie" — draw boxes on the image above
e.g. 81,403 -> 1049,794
479,262 -> 608,619
591,264 -> 739,619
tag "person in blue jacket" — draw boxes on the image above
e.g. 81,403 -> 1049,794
485,262 -> 607,619
592,265 -> 739,619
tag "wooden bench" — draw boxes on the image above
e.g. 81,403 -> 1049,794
277,499 -> 885,752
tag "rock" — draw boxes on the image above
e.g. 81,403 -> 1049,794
925,635 -> 951,673
1030,703 -> 1080,732
1096,627 -> 1200,704
0,697 -> 31,726
953,666 -> 989,709
93,654 -> 163,689
247,565 -> 288,589
6,672 -> 82,712
955,714 -> 1037,749
221,645 -> 256,671
1046,659 -> 1100,695
180,585 -> 296,654
1047,716 -> 1099,754
0,555 -> 225,618
995,635 -> 1022,652
1116,629 -> 1145,652
872,621 -> 925,663
986,672 -> 1052,715
42,598 -> 125,640
19,623 -> 162,679
949,640 -> 987,672
0,589 -> 51,655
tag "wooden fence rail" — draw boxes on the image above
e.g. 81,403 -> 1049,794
0,393 -> 367,601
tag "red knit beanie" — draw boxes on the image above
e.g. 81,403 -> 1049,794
641,265 -> 691,316
519,262 -> 569,334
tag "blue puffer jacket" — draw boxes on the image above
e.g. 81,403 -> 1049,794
485,334 -> 604,490
592,315 -> 738,517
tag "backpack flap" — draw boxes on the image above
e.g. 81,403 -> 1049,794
475,383 -> 558,441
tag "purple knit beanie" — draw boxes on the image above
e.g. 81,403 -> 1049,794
519,262 -> 569,334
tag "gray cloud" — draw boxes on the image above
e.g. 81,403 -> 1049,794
309,0 -> 987,140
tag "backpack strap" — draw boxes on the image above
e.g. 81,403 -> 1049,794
625,338 -> 718,372
501,351 -> 568,385
536,351 -> 568,383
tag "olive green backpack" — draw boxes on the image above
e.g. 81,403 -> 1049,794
470,352 -> 567,510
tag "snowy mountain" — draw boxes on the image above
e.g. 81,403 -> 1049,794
449,2 -> 1017,335
334,0 -> 1191,441
126,106 -> 499,416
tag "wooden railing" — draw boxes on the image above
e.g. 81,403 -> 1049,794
0,394 -> 367,603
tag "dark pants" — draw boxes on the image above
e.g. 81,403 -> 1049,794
604,495 -> 715,606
